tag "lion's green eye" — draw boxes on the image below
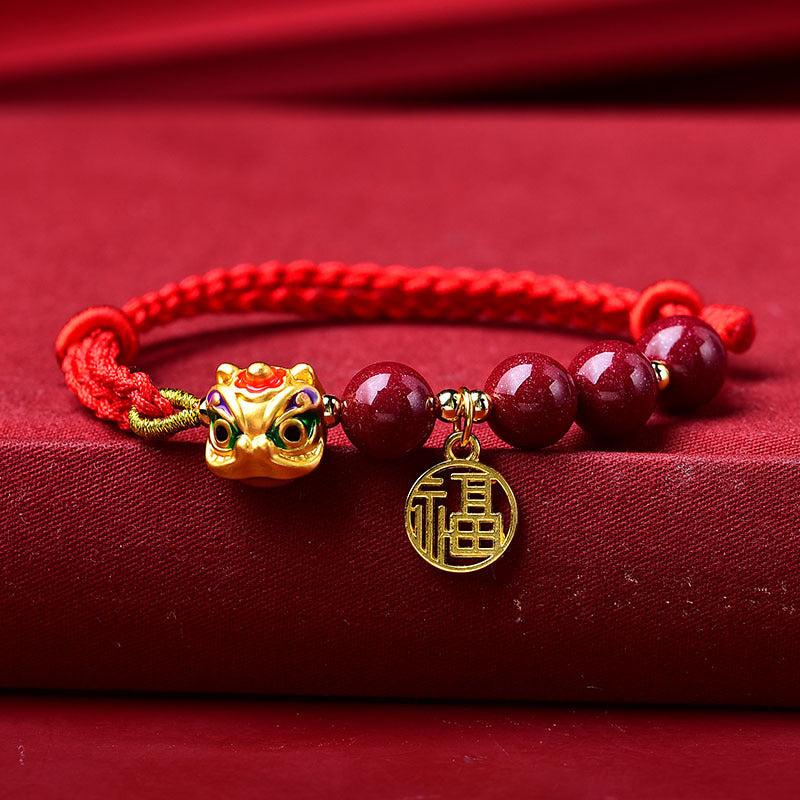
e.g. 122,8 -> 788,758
267,412 -> 317,450
281,420 -> 304,444
211,418 -> 240,450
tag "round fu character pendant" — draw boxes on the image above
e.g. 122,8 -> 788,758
405,432 -> 518,572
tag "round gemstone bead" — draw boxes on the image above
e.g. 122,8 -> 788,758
341,362 -> 436,459
636,315 -> 727,411
569,341 -> 658,437
485,353 -> 577,448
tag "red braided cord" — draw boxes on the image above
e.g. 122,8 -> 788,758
55,261 -> 755,430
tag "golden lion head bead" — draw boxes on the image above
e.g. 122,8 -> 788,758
200,362 -> 326,487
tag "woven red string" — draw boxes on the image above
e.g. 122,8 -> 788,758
55,261 -> 755,429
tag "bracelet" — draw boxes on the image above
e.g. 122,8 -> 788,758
55,261 -> 755,573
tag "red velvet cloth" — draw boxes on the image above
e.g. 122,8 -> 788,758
2,108 -> 799,704
4,695 -> 800,798
2,1 -> 800,99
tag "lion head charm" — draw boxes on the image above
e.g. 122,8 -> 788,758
200,362 -> 326,487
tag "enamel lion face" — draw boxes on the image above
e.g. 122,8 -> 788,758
201,362 -> 326,487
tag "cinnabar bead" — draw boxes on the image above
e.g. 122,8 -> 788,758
485,353 -> 576,448
569,341 -> 658,437
341,361 -> 436,459
636,315 -> 727,411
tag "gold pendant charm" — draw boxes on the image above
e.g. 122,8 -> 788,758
405,432 -> 518,572
200,362 -> 327,487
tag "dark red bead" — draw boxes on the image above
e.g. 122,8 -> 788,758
636,315 -> 727,411
341,362 -> 436,459
485,353 -> 576,449
569,341 -> 658,437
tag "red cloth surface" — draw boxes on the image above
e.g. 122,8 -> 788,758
2,1 -> 800,100
2,108 -> 799,704
3,695 -> 800,799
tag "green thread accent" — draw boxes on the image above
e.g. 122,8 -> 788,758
129,388 -> 202,440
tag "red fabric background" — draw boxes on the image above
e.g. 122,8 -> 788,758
2,108 -> 799,705
2,0 -> 800,100
3,695 -> 800,799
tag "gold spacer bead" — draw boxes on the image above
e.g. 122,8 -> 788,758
470,390 -> 491,423
322,394 -> 342,428
436,389 -> 491,423
651,360 -> 670,391
436,388 -> 460,423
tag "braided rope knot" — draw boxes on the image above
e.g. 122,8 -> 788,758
55,306 -> 173,428
629,279 -> 755,353
699,304 -> 756,354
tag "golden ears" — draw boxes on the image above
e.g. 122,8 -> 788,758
289,363 -> 316,384
215,363 -> 238,384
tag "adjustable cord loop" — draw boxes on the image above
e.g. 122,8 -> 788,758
630,279 -> 755,353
